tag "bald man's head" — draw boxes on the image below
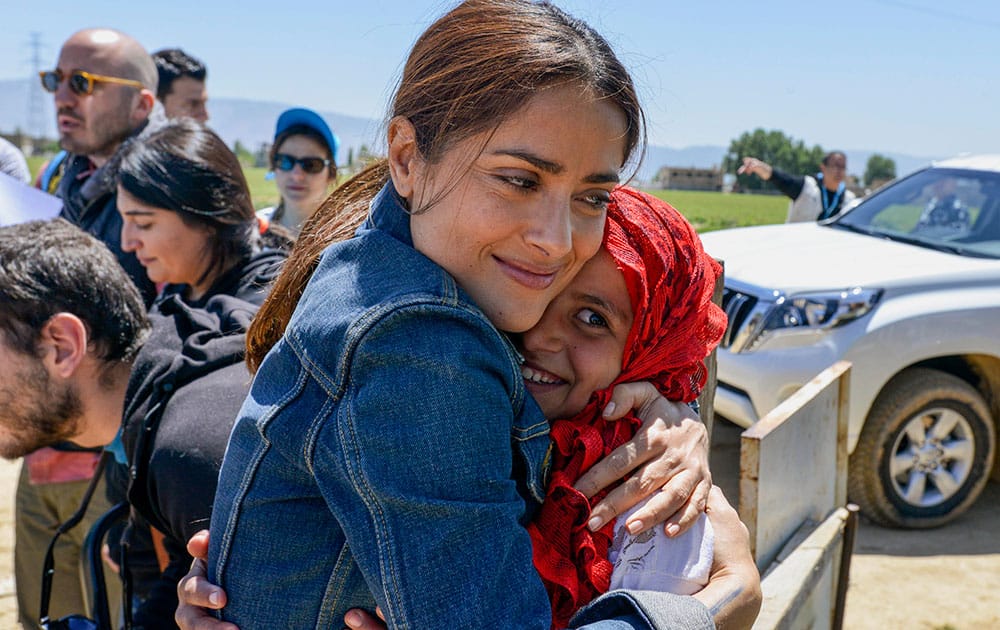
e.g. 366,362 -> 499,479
63,29 -> 158,93
52,29 -> 157,163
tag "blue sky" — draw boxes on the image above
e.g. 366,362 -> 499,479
3,0 -> 999,158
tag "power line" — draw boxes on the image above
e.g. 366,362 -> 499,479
26,32 -> 48,139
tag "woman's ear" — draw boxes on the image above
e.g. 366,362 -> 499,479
39,313 -> 89,380
387,116 -> 421,200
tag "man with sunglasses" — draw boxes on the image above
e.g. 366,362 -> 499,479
17,28 -> 164,630
38,28 -> 160,301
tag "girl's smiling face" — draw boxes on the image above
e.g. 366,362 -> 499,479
518,249 -> 633,419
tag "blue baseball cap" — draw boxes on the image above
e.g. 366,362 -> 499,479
273,107 -> 339,166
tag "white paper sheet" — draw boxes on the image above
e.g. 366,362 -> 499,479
0,171 -> 63,226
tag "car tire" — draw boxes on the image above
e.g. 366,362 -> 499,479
849,367 -> 996,528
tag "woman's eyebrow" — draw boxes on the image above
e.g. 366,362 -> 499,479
122,209 -> 156,216
491,149 -> 620,184
493,149 -> 562,174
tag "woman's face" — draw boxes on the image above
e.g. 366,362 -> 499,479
117,186 -> 214,292
273,134 -> 333,217
406,85 -> 627,333
519,249 -> 633,420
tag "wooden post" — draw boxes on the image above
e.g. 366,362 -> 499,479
698,259 -> 724,442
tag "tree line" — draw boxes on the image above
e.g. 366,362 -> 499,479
722,128 -> 897,191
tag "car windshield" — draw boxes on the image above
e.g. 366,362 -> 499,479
833,167 -> 1000,259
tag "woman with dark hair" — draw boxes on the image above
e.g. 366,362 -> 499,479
257,107 -> 339,232
109,118 -> 290,626
117,118 -> 291,306
199,1 -> 736,627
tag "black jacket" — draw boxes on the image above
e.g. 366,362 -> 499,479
56,113 -> 167,306
117,249 -> 285,628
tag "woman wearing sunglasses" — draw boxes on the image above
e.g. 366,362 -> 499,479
257,107 -> 339,232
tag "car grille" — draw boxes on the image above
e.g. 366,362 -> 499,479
720,288 -> 758,349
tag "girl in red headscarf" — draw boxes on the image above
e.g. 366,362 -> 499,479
522,186 -> 727,628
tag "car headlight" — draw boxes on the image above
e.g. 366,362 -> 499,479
747,287 -> 882,350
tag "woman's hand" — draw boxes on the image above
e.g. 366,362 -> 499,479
692,487 -> 762,630
175,530 -> 237,630
574,382 -> 711,537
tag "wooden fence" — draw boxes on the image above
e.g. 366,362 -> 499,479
737,361 -> 858,630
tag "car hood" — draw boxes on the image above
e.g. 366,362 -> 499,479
699,223 -> 1000,293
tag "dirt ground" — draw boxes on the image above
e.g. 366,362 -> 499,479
1,426 -> 998,629
709,419 -> 1000,630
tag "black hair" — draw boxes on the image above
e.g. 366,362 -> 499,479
117,119 -> 258,286
0,219 -> 149,366
822,151 -> 847,166
152,48 -> 207,101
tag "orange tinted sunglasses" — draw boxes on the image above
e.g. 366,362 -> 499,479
39,69 -> 145,96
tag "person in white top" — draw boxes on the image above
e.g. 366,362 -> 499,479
739,151 -> 857,222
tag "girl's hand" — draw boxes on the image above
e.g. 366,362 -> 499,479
574,382 -> 711,537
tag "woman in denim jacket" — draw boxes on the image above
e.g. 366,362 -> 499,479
207,2 -> 718,628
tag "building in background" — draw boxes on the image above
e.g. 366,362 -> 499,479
653,165 -> 723,191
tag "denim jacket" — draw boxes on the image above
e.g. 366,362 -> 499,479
209,182 -> 557,628
208,184 -> 710,630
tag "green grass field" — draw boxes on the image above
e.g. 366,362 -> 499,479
27,157 -> 787,233
649,189 -> 787,232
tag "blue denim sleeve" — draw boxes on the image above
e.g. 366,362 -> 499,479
570,590 -> 714,630
309,304 -> 553,628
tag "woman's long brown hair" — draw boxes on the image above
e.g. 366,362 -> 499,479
246,0 -> 646,372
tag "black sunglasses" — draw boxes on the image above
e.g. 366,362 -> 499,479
273,153 -> 330,174
39,69 -> 145,96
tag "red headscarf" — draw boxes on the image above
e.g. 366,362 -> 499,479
527,187 -> 727,628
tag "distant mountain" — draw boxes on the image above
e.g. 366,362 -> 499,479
0,78 -> 938,181
206,98 -> 382,162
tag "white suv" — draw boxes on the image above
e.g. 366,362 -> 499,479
700,155 -> 1000,528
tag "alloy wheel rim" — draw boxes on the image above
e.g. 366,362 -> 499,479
888,406 -> 975,508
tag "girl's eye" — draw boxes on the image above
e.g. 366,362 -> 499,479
135,223 -> 152,231
579,192 -> 611,211
575,307 -> 609,329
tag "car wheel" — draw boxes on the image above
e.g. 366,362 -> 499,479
849,367 -> 996,528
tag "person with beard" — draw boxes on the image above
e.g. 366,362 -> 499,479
18,29 -> 161,627
2,212 -> 282,629
1,220 -> 150,627
39,28 -> 160,302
